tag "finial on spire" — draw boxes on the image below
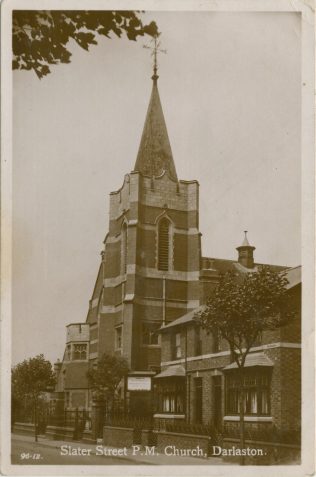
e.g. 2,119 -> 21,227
242,231 -> 250,247
236,231 -> 256,268
143,34 -> 167,83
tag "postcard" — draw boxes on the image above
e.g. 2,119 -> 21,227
1,0 -> 315,476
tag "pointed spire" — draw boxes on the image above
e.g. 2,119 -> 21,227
236,231 -> 256,269
134,37 -> 178,181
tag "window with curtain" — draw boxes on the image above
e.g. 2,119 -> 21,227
171,332 -> 181,359
154,381 -> 185,414
158,218 -> 171,271
226,370 -> 271,416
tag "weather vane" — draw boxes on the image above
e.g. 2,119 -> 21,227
143,34 -> 167,80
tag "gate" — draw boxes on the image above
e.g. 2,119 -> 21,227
48,409 -> 91,440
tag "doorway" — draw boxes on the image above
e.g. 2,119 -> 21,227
213,375 -> 222,429
194,377 -> 203,423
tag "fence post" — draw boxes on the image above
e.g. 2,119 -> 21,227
74,408 -> 79,439
91,399 -> 106,441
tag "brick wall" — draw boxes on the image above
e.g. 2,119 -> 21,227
64,362 -> 89,389
160,315 -> 300,434
96,168 -> 200,371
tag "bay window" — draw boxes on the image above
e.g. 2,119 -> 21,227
155,380 -> 185,414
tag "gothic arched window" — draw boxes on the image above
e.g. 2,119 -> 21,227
158,218 -> 171,271
121,223 -> 127,275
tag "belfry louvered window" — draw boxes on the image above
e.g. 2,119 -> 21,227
121,223 -> 127,274
158,218 -> 170,271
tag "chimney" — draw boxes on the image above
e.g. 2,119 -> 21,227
236,231 -> 256,268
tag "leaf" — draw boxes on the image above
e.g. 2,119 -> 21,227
12,10 -> 160,78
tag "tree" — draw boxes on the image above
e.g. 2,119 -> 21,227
11,354 -> 55,441
87,353 -> 129,412
197,266 -> 295,464
13,10 -> 159,78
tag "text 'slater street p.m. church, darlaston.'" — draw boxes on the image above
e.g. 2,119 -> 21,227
53,57 -> 301,441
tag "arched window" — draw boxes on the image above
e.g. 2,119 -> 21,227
158,218 -> 171,271
121,223 -> 127,275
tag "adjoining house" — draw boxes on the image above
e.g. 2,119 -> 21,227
155,265 -> 301,443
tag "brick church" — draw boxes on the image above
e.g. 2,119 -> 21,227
54,61 -> 301,441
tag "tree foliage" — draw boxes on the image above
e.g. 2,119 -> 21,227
198,266 -> 294,367
87,353 -> 129,401
11,354 -> 55,403
12,10 -> 159,78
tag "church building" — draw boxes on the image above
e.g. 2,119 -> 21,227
54,58 -> 207,415
54,55 -> 301,442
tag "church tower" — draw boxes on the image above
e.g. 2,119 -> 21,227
87,47 -> 201,374
55,41 -> 201,413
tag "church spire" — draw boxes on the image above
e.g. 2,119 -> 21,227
134,36 -> 178,181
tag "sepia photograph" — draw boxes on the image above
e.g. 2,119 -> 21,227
1,1 -> 315,475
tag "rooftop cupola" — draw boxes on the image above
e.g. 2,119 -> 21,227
133,35 -> 178,181
236,231 -> 256,268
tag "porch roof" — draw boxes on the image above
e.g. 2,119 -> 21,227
223,352 -> 274,371
159,305 -> 206,332
154,365 -> 186,379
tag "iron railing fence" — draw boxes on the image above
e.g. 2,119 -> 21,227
12,403 -> 52,434
104,410 -> 153,431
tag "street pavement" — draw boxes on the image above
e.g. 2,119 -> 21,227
12,434 -> 226,466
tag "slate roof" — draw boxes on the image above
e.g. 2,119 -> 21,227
161,264 -> 301,332
154,365 -> 186,379
160,305 -> 206,332
134,78 -> 178,181
201,257 -> 287,275
223,352 -> 274,370
284,265 -> 301,289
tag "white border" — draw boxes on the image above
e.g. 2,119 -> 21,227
1,1 -> 314,476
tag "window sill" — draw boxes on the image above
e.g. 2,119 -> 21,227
153,413 -> 186,419
224,416 -> 272,422
140,344 -> 160,348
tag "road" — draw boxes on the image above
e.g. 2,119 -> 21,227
11,438 -> 142,465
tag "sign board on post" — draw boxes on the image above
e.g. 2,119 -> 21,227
127,376 -> 152,391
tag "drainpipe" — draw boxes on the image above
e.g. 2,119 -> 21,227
162,276 -> 166,326
185,327 -> 188,423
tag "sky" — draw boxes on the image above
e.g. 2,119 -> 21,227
12,11 -> 301,365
